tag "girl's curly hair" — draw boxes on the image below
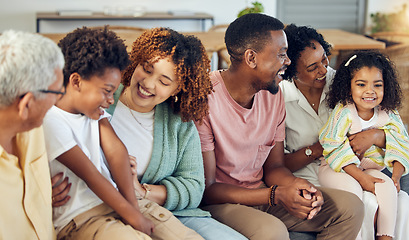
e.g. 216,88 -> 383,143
58,26 -> 130,86
283,24 -> 332,81
327,50 -> 402,111
122,27 -> 212,122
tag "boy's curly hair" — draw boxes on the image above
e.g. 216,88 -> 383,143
122,27 -> 212,122
58,26 -> 130,86
327,50 -> 402,111
283,24 -> 332,80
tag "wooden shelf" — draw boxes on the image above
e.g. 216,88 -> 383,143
36,11 -> 214,32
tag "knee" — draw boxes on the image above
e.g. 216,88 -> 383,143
362,191 -> 379,211
248,219 -> 289,240
336,191 -> 364,224
323,188 -> 365,225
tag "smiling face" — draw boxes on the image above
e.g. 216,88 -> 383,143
30,68 -> 64,128
66,67 -> 121,120
294,40 -> 329,90
125,57 -> 179,113
350,66 -> 384,120
252,30 -> 291,94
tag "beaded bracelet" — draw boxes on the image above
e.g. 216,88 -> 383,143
269,185 -> 278,207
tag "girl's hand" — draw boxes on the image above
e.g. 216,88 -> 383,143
358,173 -> 385,194
391,176 -> 401,192
392,161 -> 405,192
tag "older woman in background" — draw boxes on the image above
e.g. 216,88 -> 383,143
279,24 -> 409,240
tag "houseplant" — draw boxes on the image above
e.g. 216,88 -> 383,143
370,4 -> 409,33
238,1 -> 264,18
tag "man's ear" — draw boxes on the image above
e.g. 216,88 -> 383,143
244,49 -> 257,69
69,73 -> 82,91
17,93 -> 34,121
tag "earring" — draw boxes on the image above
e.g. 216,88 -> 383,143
174,96 -> 178,102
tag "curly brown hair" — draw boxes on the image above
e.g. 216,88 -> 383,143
58,26 -> 130,86
122,27 -> 212,122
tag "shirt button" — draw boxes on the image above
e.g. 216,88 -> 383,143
159,213 -> 165,218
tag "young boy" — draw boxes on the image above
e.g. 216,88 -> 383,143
42,27 -> 154,240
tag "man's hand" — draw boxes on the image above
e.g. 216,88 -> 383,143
51,172 -> 71,207
275,178 -> 323,220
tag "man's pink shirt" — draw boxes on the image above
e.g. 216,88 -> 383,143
196,71 -> 286,188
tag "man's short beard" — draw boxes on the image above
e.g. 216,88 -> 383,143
266,80 -> 279,94
252,78 -> 279,95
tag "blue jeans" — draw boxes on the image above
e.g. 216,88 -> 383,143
177,216 -> 248,240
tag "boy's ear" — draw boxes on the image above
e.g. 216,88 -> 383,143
69,73 -> 82,91
17,92 -> 34,121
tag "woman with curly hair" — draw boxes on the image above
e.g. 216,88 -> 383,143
319,51 -> 409,240
108,27 -> 246,240
52,27 -> 246,240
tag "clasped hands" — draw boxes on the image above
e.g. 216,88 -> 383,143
277,178 -> 324,220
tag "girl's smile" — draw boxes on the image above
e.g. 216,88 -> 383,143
350,66 -> 384,120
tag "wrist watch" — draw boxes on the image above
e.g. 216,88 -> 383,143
305,146 -> 313,157
142,183 -> 151,199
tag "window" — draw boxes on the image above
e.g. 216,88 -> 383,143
277,0 -> 367,33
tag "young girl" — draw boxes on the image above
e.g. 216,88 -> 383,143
318,51 -> 409,240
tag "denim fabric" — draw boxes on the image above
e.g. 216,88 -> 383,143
177,216 -> 248,240
289,232 -> 316,240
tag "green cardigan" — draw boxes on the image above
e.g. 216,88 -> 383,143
108,85 -> 209,217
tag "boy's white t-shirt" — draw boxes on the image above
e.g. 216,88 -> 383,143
110,100 -> 154,180
43,105 -> 116,232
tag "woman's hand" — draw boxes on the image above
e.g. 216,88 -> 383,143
129,155 -> 146,198
343,164 -> 384,195
51,172 -> 71,207
129,155 -> 138,176
310,141 -> 324,159
357,173 -> 385,194
349,129 -> 385,158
